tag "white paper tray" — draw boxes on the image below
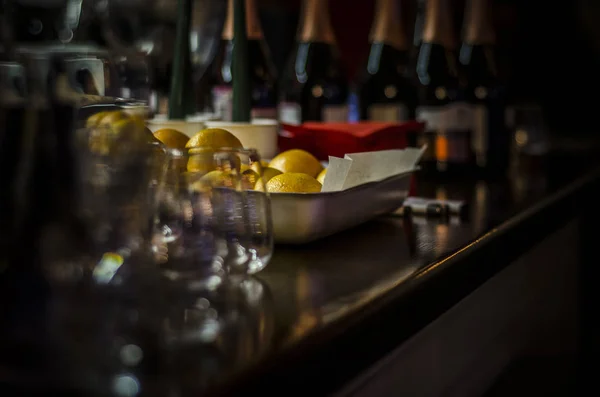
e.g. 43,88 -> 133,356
270,170 -> 415,244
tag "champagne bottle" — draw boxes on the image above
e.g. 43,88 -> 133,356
459,0 -> 509,177
279,0 -> 349,124
212,0 -> 278,121
415,0 -> 474,176
357,0 -> 417,123
168,0 -> 195,119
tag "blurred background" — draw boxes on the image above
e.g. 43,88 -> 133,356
259,0 -> 599,140
55,0 -> 598,139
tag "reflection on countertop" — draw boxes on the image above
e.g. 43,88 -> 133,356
257,171 -> 550,353
209,162 -> 573,396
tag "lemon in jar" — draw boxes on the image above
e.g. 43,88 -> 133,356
190,170 -> 237,192
186,128 -> 244,173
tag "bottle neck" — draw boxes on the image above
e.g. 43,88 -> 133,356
222,0 -> 263,41
298,0 -> 336,44
422,0 -> 455,49
370,0 -> 407,51
462,0 -> 495,45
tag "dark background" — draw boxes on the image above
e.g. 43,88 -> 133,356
256,0 -> 600,140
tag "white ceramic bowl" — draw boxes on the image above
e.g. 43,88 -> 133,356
203,119 -> 279,159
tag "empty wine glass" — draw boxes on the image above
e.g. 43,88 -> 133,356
193,147 -> 273,275
153,147 -> 273,280
153,148 -> 225,288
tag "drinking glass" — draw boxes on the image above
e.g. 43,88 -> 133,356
154,147 -> 273,280
40,120 -> 165,288
510,105 -> 549,156
206,148 -> 273,275
154,147 -> 225,288
42,120 -> 169,397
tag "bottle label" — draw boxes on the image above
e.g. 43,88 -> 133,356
416,104 -> 472,164
449,102 -> 473,132
212,85 -> 233,121
367,104 -> 408,122
445,102 -> 472,164
213,85 -> 277,121
416,107 -> 442,161
323,105 -> 349,122
471,104 -> 488,167
278,102 -> 302,125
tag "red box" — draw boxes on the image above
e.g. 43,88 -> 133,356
278,121 -> 425,196
279,121 -> 425,161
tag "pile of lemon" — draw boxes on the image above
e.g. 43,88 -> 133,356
85,110 -> 161,154
85,111 -> 327,193
152,126 -> 327,193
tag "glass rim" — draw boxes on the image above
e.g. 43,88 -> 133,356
164,146 -> 261,158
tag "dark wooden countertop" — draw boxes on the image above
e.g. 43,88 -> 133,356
205,156 -> 600,396
1,154 -> 599,397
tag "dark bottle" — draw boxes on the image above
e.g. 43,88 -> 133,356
279,0 -> 349,124
459,0 -> 509,178
212,0 -> 278,121
357,0 -> 417,122
415,0 -> 475,176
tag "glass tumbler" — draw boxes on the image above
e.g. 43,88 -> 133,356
42,120 -> 169,397
154,147 -> 273,280
204,148 -> 273,275
154,148 -> 224,288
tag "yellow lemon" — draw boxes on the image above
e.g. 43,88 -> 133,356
153,128 -> 190,149
187,148 -> 242,174
200,170 -> 237,188
265,172 -> 322,193
190,170 -> 238,192
250,160 -> 270,173
111,116 -> 146,135
269,149 -> 323,178
187,148 -> 215,174
86,111 -> 110,128
145,127 -> 164,145
186,128 -> 243,150
241,169 -> 259,190
316,168 -> 327,184
97,110 -> 130,127
113,117 -> 148,147
88,116 -> 146,155
262,167 -> 282,183
252,168 -> 282,192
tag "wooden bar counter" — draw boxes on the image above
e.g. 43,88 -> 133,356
1,153 -> 598,397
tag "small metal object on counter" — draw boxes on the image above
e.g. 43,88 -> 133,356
398,197 -> 468,218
